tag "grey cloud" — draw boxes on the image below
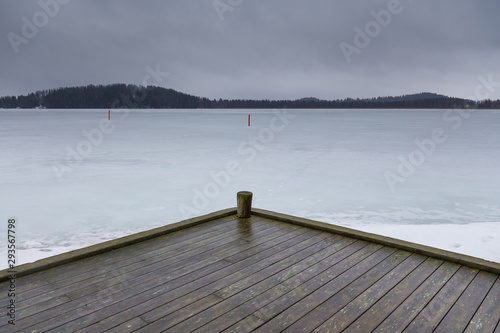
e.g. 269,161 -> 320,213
1,0 -> 499,100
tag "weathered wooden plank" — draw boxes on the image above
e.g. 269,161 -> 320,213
0,222 -> 235,305
134,231 -> 334,332
0,209 -> 240,283
251,243 -> 389,332
10,230 -> 248,313
2,211 -> 499,333
435,271 -> 498,333
372,260 -> 460,333
199,244 -> 409,333
4,221 -> 281,329
106,317 -> 149,333
45,216 -> 258,284
464,276 -> 500,333
314,255 -> 438,333
216,235 -> 351,299
144,294 -> 225,333
298,254 -> 437,332
150,234 -> 350,332
221,222 -> 305,264
403,265 -> 479,332
72,228 -> 321,332
38,215 -> 239,282
62,220 -> 282,300
283,249 -> 413,332
0,215 -> 244,307
16,295 -> 72,320
12,265 -> 221,331
11,218 -> 277,309
221,314 -> 266,333
58,227 -> 324,332
194,239 -> 369,333
13,224 -> 288,330
13,255 -> 230,325
341,257 -> 443,333
32,262 -> 229,332
9,222 -> 302,332
14,304 -> 97,333
0,273 -> 51,299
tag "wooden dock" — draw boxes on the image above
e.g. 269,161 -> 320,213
1,199 -> 499,332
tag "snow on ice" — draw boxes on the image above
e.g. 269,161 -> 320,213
0,109 -> 499,268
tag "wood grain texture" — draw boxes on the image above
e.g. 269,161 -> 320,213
0,211 -> 498,333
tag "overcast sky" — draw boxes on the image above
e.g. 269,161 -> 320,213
1,0 -> 499,101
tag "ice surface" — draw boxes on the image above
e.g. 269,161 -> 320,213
0,108 -> 499,268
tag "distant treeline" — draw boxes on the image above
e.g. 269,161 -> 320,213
1,83 -> 499,109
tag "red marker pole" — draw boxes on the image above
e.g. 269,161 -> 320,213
248,114 -> 250,127
108,110 -> 110,121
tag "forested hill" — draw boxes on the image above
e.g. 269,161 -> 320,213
1,84 -> 498,109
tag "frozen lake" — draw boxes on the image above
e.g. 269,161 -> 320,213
1,108 -> 499,267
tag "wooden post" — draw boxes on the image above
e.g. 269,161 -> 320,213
237,191 -> 253,218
